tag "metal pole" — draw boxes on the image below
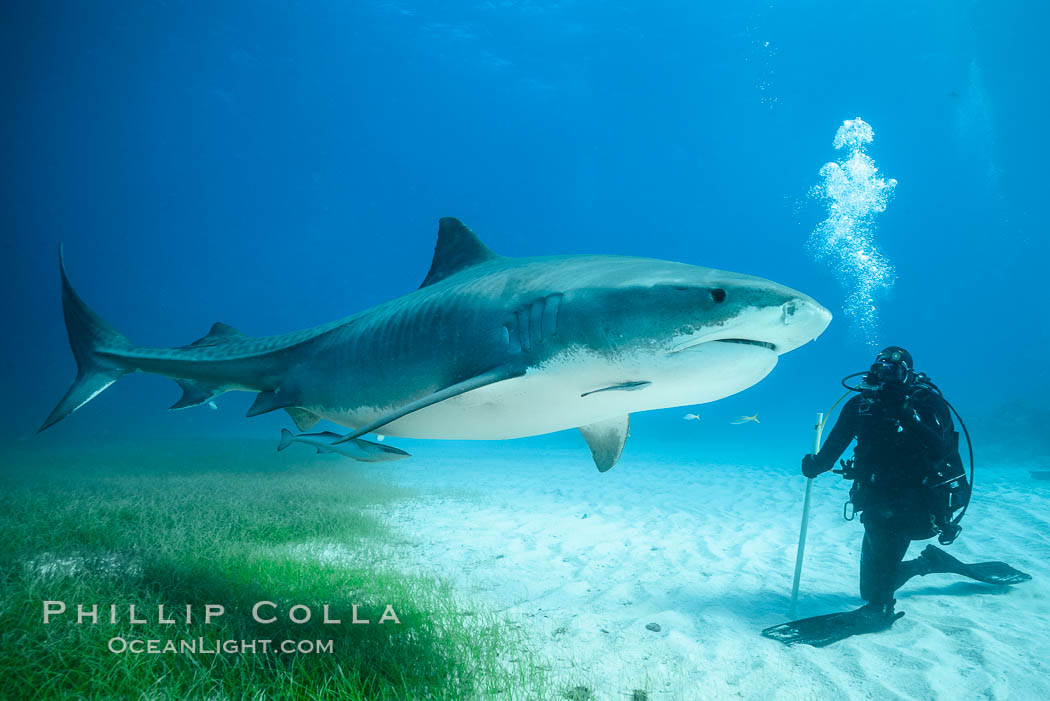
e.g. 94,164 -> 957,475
789,412 -> 824,618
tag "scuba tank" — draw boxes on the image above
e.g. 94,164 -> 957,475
839,364 -> 974,545
909,372 -> 972,544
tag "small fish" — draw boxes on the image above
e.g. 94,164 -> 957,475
277,429 -> 410,463
731,414 -> 760,425
682,413 -> 701,421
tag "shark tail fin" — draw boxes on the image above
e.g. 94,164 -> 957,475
39,247 -> 134,432
277,428 -> 295,452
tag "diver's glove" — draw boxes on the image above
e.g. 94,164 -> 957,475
801,454 -> 830,479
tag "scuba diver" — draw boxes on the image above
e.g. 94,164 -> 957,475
763,346 -> 1030,647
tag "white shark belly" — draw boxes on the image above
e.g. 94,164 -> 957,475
322,343 -> 777,440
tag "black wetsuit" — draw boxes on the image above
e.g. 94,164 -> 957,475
808,386 -> 960,605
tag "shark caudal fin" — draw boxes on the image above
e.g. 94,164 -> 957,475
39,247 -> 134,432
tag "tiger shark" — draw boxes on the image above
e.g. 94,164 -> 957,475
41,218 -> 831,471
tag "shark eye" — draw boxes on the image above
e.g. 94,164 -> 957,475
711,288 -> 727,303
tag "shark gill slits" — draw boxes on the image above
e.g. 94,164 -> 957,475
503,321 -> 521,353
517,309 -> 532,351
529,299 -> 544,347
504,293 -> 562,354
542,293 -> 561,338
711,288 -> 727,303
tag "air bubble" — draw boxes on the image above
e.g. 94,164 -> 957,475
808,118 -> 896,345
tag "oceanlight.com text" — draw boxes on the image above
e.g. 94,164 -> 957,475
107,637 -> 335,655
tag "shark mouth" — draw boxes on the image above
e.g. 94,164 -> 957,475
670,336 -> 778,354
713,338 -> 778,352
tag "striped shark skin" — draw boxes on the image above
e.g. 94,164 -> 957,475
41,218 -> 831,471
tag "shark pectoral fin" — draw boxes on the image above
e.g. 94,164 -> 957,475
170,379 -> 227,410
578,414 -> 630,472
333,365 -> 526,444
284,407 -> 322,432
580,381 -> 652,398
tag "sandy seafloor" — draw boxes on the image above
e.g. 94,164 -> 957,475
356,441 -> 1050,700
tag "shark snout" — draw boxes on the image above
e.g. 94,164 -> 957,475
666,292 -> 831,356
773,296 -> 832,354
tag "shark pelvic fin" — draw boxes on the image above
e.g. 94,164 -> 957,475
186,322 -> 244,348
284,407 -> 322,431
333,365 -> 526,444
578,414 -> 630,472
419,218 -> 501,288
170,379 -> 227,410
246,389 -> 294,418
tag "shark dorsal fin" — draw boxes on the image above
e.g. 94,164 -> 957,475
419,218 -> 500,288
207,322 -> 242,337
187,322 -> 244,347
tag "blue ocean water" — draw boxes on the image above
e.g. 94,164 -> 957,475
3,1 -> 1046,467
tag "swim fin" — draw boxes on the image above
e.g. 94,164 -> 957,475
919,545 -> 1032,586
761,601 -> 905,647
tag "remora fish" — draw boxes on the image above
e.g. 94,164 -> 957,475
277,429 -> 410,463
41,218 -> 831,471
